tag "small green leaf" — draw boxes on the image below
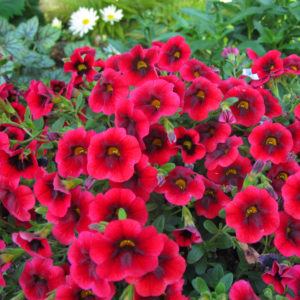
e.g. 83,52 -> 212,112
51,117 -> 65,132
33,118 -> 44,131
215,234 -> 233,249
219,273 -> 233,292
187,244 -> 204,264
152,215 -> 165,233
203,220 -> 218,234
210,265 -> 224,288
215,282 -> 226,294
118,208 -> 127,220
192,277 -> 210,294
160,163 -> 176,173
218,208 -> 226,219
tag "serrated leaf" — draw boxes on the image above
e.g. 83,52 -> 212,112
152,215 -> 165,233
187,244 -> 204,264
17,50 -> 55,68
118,208 -> 127,220
192,277 -> 210,294
35,25 -> 60,53
219,273 -> 233,292
15,16 -> 39,41
0,32 -> 24,57
203,220 -> 218,234
0,0 -> 25,19
0,17 -> 14,35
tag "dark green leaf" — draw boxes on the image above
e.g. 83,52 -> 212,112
0,0 -> 25,19
187,244 -> 204,264
35,25 -> 60,53
203,220 -> 218,234
210,265 -> 224,288
15,16 -> 39,41
33,118 -> 44,131
180,8 -> 212,22
219,273 -> 233,292
218,208 -> 226,219
238,41 -> 265,56
152,215 -> 165,233
225,7 -> 265,25
214,234 -> 233,249
195,259 -> 207,275
192,277 -> 210,294
0,17 -> 14,35
17,50 -> 55,68
51,117 -> 65,132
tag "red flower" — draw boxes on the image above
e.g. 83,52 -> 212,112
225,186 -> 280,243
158,35 -> 191,72
267,161 -> 299,197
0,148 -> 38,180
160,75 -> 185,108
0,240 -> 11,287
88,68 -> 129,114
180,59 -> 221,83
174,127 -> 206,164
229,280 -> 260,300
282,171 -> 300,220
173,226 -> 202,247
19,257 -> 65,300
156,166 -> 204,206
287,121 -> 300,154
274,212 -> 300,257
257,88 -> 282,119
89,188 -> 148,225
204,136 -> 243,170
0,176 -> 35,221
131,79 -> 180,125
248,49 -> 284,84
195,122 -> 232,153
249,121 -> 293,164
87,127 -> 141,182
183,77 -> 222,121
104,54 -> 121,71
34,170 -> 71,218
295,103 -> 300,120
46,186 -> 94,245
223,85 -> 265,127
118,45 -> 158,86
64,47 -> 98,82
68,231 -> 115,298
25,80 -> 54,119
126,234 -> 186,297
114,99 -> 149,141
262,261 -> 291,294
283,54 -> 300,75
12,232 -> 53,258
207,155 -> 252,191
90,219 -> 164,281
0,132 -> 9,151
195,176 -> 231,219
55,127 -> 96,178
50,80 -> 66,95
109,154 -> 158,202
218,77 -> 247,94
142,124 -> 177,166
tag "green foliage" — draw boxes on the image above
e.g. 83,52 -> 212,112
0,0 -> 25,19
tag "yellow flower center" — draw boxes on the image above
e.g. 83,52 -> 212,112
204,189 -> 215,197
82,19 -> 90,25
174,51 -> 181,58
108,15 -> 114,20
286,226 -> 291,234
209,127 -> 216,135
183,140 -> 192,150
276,171 -> 288,181
152,138 -> 162,148
151,99 -> 161,110
265,137 -> 277,146
291,65 -> 298,71
120,240 -> 135,248
225,168 -> 237,176
197,90 -> 205,99
270,65 -> 275,70
80,290 -> 94,299
246,205 -> 258,217
194,71 -> 200,77
137,60 -> 148,69
175,178 -> 186,191
107,147 -> 120,156
237,100 -> 249,110
73,146 -> 87,156
75,208 -> 81,215
77,64 -> 87,72
38,275 -> 45,280
106,84 -> 113,92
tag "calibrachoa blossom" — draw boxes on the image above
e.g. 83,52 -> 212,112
248,121 -> 293,164
229,280 -> 260,300
90,219 -> 164,281
173,226 -> 202,247
87,127 -> 141,182
226,186 -> 280,243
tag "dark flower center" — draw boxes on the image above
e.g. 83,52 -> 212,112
104,83 -> 113,92
196,90 -> 205,100
175,178 -> 186,191
33,274 -> 47,284
246,205 -> 258,217
276,171 -> 288,181
8,154 -> 33,171
151,98 -> 161,110
73,146 -> 87,156
137,60 -> 148,70
152,138 -> 162,148
237,100 -> 249,110
29,239 -> 44,252
107,146 -> 120,156
180,230 -> 192,238
265,137 -> 277,146
176,135 -> 195,155
204,189 -> 215,198
79,290 -> 95,299
226,168 -> 237,176
291,65 -> 298,71
194,71 -> 200,77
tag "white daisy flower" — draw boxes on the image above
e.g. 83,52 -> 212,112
69,7 -> 99,37
99,5 -> 123,25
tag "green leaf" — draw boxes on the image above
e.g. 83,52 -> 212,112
15,16 -> 39,41
0,32 -> 24,57
118,208 -> 127,220
195,259 -> 207,275
225,7 -> 265,25
219,273 -> 233,292
35,25 -> 60,53
210,265 -> 224,288
17,50 -> 55,68
218,208 -> 226,219
51,117 -> 65,132
180,8 -> 212,22
192,277 -> 210,294
203,220 -> 218,234
187,244 -> 204,264
0,17 -> 14,35
152,215 -> 165,233
160,163 -> 176,173
215,282 -> 226,294
0,0 -> 25,19
33,118 -> 44,131
215,234 -> 233,249
238,41 -> 265,57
